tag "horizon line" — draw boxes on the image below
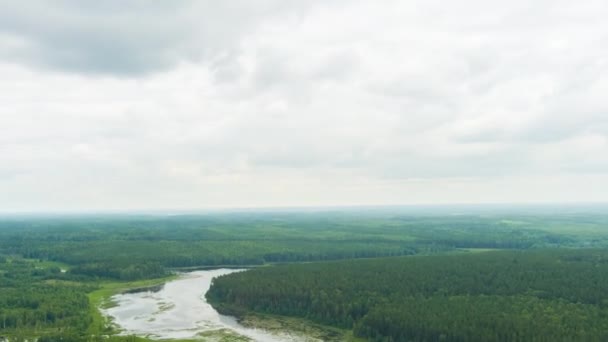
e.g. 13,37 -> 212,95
1,201 -> 607,216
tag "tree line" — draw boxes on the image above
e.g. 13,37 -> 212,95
207,249 -> 608,341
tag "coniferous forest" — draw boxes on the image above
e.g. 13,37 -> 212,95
1,208 -> 608,341
207,249 -> 608,341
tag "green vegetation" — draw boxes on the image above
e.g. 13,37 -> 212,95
196,329 -> 252,341
2,210 -> 603,281
86,275 -> 177,336
1,207 -> 608,340
0,257 -> 94,338
0,256 -> 176,341
207,249 -> 608,341
237,312 -> 365,341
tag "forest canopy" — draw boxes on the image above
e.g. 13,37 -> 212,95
1,210 -> 608,341
207,249 -> 608,341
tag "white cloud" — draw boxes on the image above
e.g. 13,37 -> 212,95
1,0 -> 607,211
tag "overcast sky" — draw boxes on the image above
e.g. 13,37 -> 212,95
1,0 -> 608,211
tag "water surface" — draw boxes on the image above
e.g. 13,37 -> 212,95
103,269 -> 299,341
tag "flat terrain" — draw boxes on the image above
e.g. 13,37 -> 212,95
1,206 -> 608,341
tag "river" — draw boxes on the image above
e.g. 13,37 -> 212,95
102,269 -> 302,341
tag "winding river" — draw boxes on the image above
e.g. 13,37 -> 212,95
102,269 -> 300,341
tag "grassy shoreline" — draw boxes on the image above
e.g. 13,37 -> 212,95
208,299 -> 363,342
89,269 -> 353,342
237,312 -> 364,342
86,275 -> 178,336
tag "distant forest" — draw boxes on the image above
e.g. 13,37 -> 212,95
1,211 -> 600,280
1,210 -> 608,340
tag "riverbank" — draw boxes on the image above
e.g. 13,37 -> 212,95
99,269 -> 304,341
89,269 -> 362,341
236,313 -> 364,342
87,275 -> 178,336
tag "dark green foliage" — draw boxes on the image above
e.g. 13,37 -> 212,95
0,259 -> 93,337
68,261 -> 166,280
1,209 -> 608,340
207,249 -> 608,341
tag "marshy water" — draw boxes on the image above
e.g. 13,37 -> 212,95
102,269 -> 299,341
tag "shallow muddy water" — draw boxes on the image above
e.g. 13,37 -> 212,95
103,269 -> 300,341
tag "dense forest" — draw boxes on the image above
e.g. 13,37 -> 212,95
1,210 -> 602,281
0,259 -> 91,333
207,249 -> 608,341
0,257 -> 150,341
1,209 -> 608,340
0,256 -> 182,342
